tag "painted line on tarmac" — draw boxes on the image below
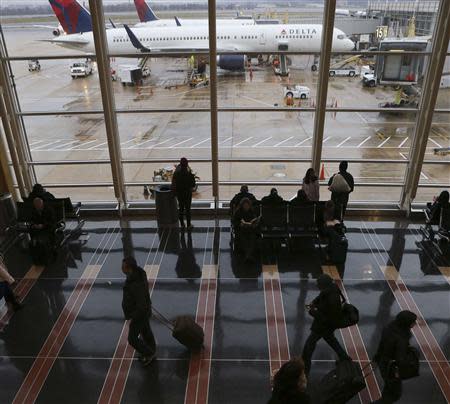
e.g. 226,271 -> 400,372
69,140 -> 99,150
190,138 -> 210,148
420,171 -> 429,180
219,137 -> 233,144
170,137 -> 193,148
252,136 -> 272,147
52,140 -> 80,150
273,136 -> 294,147
241,95 -> 274,108
154,138 -> 174,147
294,136 -> 312,146
399,152 -> 408,160
429,138 -> 442,148
398,138 -> 409,148
120,139 -> 138,147
355,112 -> 368,124
233,137 -> 253,147
31,140 -> 63,151
337,136 -> 351,147
357,136 -> 371,148
377,136 -> 391,148
323,136 -> 332,143
88,141 -> 107,150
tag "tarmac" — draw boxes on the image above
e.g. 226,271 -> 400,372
3,26 -> 450,203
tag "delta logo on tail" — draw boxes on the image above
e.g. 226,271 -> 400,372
134,0 -> 159,23
49,0 -> 92,34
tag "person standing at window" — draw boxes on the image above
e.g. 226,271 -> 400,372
302,168 -> 320,202
328,161 -> 354,219
172,157 -> 196,229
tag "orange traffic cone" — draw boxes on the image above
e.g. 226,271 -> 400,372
319,163 -> 325,181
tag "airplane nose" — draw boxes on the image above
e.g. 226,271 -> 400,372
347,38 -> 355,51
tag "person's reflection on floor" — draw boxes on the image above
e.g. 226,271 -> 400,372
137,358 -> 162,403
175,231 -> 201,281
388,221 -> 407,271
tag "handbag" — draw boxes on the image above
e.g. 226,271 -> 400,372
330,173 -> 351,193
398,346 -> 420,380
338,290 -> 359,328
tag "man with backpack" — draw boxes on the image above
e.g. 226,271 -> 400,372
302,274 -> 351,375
372,310 -> 418,403
328,161 -> 354,219
122,257 -> 156,366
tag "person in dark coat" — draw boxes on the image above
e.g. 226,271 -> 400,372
261,188 -> 284,205
28,183 -> 55,202
427,190 -> 449,224
172,157 -> 196,229
268,358 -> 310,404
372,310 -> 417,404
230,185 -> 257,213
328,161 -> 354,219
0,254 -> 23,311
302,274 -> 350,375
232,198 -> 260,262
291,189 -> 310,206
122,256 -> 156,366
30,198 -> 57,265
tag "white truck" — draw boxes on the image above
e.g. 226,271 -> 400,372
284,85 -> 311,99
362,71 -> 377,87
329,67 -> 357,77
70,59 -> 93,78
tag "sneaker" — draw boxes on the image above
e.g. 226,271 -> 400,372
141,354 -> 156,366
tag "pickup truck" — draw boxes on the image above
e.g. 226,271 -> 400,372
284,85 -> 311,99
329,68 -> 357,77
70,60 -> 93,78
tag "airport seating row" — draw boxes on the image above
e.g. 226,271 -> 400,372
421,206 -> 450,255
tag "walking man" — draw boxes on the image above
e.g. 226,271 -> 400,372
302,274 -> 351,375
122,257 -> 156,366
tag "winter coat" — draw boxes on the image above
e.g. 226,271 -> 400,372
309,283 -> 342,335
230,191 -> 257,210
268,389 -> 311,404
302,179 -> 320,202
122,266 -> 151,321
374,312 -> 416,377
261,193 -> 284,205
172,166 -> 196,197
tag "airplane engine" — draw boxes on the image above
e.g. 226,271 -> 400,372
217,55 -> 246,71
53,27 -> 64,36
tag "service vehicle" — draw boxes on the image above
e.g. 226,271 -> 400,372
329,67 -> 357,77
362,72 -> 376,87
283,85 -> 310,99
141,66 -> 151,78
28,59 -> 41,72
118,65 -> 143,86
70,59 -> 93,78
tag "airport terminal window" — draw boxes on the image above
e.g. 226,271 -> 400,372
0,0 -> 449,206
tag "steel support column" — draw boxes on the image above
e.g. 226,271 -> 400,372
0,89 -> 26,197
311,0 -> 337,174
208,0 -> 220,212
400,0 -> 450,211
0,125 -> 17,198
88,0 -> 126,207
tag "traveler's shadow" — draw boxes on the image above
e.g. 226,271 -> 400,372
138,360 -> 163,403
175,231 -> 201,281
231,251 -> 262,279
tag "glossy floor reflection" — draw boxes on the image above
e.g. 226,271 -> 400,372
0,218 -> 449,403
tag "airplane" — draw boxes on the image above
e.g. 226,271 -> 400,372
133,0 -> 255,27
45,0 -> 92,36
47,24 -> 354,71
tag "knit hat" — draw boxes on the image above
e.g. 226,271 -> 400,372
395,310 -> 417,329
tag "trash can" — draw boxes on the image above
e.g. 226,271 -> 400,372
154,185 -> 178,227
0,193 -> 17,236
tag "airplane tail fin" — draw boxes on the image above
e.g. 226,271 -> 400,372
134,0 -> 159,23
48,0 -> 92,34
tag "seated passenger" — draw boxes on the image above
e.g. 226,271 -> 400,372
28,183 -> 55,202
324,200 -> 341,228
427,190 -> 449,224
291,190 -> 310,206
268,358 -> 310,404
30,198 -> 57,265
232,198 -> 260,262
302,168 -> 320,202
230,185 -> 257,214
261,188 -> 284,205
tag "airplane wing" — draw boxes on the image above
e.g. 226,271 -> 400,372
38,37 -> 90,45
33,25 -> 58,29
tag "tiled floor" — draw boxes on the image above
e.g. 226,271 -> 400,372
0,218 -> 449,404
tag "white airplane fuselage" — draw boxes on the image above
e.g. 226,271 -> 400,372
134,18 -> 255,28
51,24 -> 354,55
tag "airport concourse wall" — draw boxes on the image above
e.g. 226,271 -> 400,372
0,1 -> 449,207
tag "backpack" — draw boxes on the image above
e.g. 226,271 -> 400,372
330,173 -> 351,193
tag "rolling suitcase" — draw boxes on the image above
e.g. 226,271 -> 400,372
152,307 -> 204,351
317,360 -> 373,404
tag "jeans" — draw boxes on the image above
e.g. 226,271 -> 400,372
302,330 -> 349,374
331,193 -> 350,219
177,193 -> 192,226
128,317 -> 156,357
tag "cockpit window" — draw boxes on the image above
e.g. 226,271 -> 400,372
337,34 -> 345,40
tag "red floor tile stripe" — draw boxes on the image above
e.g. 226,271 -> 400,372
322,266 -> 381,404
0,265 -> 44,332
12,264 -> 102,404
262,265 -> 290,379
97,265 -> 159,404
184,265 -> 218,404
